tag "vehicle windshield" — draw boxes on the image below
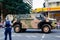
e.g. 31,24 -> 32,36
36,13 -> 45,20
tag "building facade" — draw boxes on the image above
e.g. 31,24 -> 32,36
45,0 -> 60,7
44,0 -> 60,21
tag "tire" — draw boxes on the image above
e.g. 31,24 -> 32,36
14,24 -> 22,33
41,24 -> 51,33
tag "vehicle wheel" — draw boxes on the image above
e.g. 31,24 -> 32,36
14,24 -> 22,33
42,24 -> 51,33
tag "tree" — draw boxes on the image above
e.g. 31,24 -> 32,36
3,0 -> 31,16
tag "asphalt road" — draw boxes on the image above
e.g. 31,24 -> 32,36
0,28 -> 60,40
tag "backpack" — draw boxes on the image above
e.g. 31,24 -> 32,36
5,21 -> 11,27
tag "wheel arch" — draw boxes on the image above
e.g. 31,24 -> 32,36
13,22 -> 22,27
38,22 -> 52,29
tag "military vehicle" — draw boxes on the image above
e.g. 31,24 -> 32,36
7,13 -> 57,33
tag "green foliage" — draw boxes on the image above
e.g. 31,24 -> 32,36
3,0 -> 31,14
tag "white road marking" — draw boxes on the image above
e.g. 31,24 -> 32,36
0,34 -> 22,40
0,32 -> 4,34
25,35 -> 37,38
0,37 -> 4,40
56,36 -> 60,38
41,34 -> 45,40
0,35 -> 16,40
25,36 -> 32,38
12,34 -> 22,37
12,35 -> 16,36
31,36 -> 37,38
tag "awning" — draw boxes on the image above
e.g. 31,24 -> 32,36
43,6 -> 60,12
32,6 -> 60,13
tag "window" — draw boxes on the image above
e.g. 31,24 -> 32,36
57,2 -> 60,6
49,2 -> 57,7
36,14 -> 45,20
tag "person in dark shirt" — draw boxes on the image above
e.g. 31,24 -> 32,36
4,17 -> 12,40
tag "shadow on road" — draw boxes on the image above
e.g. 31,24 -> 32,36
24,31 -> 42,33
14,29 -> 60,34
15,31 -> 49,34
49,29 -> 60,34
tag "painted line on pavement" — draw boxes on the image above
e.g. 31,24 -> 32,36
25,35 -> 37,38
0,34 -> 22,39
0,32 -> 4,34
12,34 -> 22,37
0,37 -> 4,40
41,34 -> 45,40
55,36 -> 60,38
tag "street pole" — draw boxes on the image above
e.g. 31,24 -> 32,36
46,0 -> 50,18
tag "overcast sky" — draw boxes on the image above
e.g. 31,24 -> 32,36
32,0 -> 45,9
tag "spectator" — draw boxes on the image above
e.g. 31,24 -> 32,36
57,22 -> 60,29
4,17 -> 12,40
